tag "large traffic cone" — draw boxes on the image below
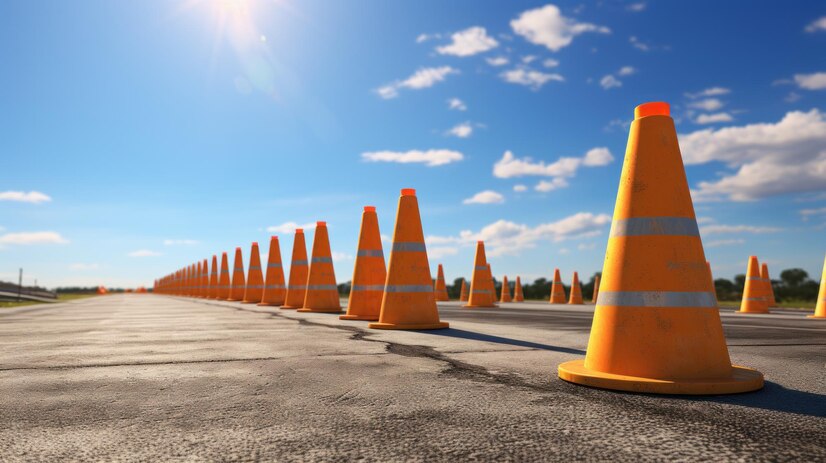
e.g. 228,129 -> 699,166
242,242 -> 264,303
592,274 -> 600,303
434,264 -> 449,301
558,101 -> 763,394
486,264 -> 498,306
217,252 -> 231,300
227,247 -> 245,301
549,268 -> 566,304
707,262 -> 717,304
464,241 -> 496,308
298,222 -> 342,313
568,272 -> 583,304
514,276 -> 524,302
761,263 -> 776,307
209,255 -> 219,299
738,256 -> 769,314
369,189 -> 448,330
808,254 -> 826,318
258,236 -> 287,307
200,258 -> 209,298
341,206 -> 387,321
500,275 -> 512,302
282,229 -> 309,309
459,279 -> 469,301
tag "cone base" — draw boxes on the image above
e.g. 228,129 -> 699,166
226,298 -> 242,302
558,359 -> 764,395
279,305 -> 300,310
241,300 -> 262,304
257,301 -> 285,307
296,307 -> 343,313
463,304 -> 497,308
368,321 -> 449,330
807,314 -> 826,318
339,314 -> 379,321
736,310 -> 771,314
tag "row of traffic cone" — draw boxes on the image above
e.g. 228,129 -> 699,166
738,256 -> 776,314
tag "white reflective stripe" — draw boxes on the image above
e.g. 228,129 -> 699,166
234,267 -> 244,272
610,217 -> 700,237
311,257 -> 333,264
745,297 -> 766,301
357,249 -> 384,257
385,284 -> 435,293
267,263 -> 283,268
307,284 -> 338,291
351,284 -> 385,291
474,265 -> 487,271
292,260 -> 308,266
265,284 -> 286,289
471,289 -> 490,294
288,285 -> 306,290
392,242 -> 427,252
747,276 -> 762,280
246,285 -> 265,289
597,291 -> 716,307
249,265 -> 261,271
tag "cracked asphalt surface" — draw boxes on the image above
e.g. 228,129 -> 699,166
1,294 -> 824,462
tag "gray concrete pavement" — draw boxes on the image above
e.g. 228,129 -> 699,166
1,294 -> 824,461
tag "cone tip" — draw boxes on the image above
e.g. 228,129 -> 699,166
316,221 -> 326,227
401,188 -> 416,196
271,235 -> 278,240
634,101 -> 670,119
251,242 -> 258,247
296,228 -> 303,233
363,206 -> 376,212
236,247 -> 241,251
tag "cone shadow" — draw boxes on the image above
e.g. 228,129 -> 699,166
420,328 -> 585,355
700,381 -> 826,418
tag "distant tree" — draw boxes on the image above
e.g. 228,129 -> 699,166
780,268 -> 809,288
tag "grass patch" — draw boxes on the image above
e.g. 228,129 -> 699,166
0,293 -> 98,309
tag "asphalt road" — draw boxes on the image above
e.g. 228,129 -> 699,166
1,295 -> 824,462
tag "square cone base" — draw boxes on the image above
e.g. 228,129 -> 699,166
462,304 -> 497,309
807,315 -> 826,318
736,310 -> 770,314
279,306 -> 300,310
240,300 -> 261,304
296,308 -> 343,313
368,321 -> 449,330
256,302 -> 284,307
557,359 -> 764,395
339,314 -> 379,321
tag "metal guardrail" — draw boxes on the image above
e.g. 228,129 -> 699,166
0,281 -> 57,301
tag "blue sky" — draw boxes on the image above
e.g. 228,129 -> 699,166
1,0 -> 825,288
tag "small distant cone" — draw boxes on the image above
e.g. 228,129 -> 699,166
369,189 -> 448,330
459,279 -> 469,301
464,241 -> 496,308
298,222 -> 342,313
258,236 -> 287,307
808,254 -> 826,318
558,101 -> 762,395
97,286 -> 108,295
193,262 -> 200,297
514,276 -> 524,302
200,258 -> 209,298
341,206 -> 387,321
568,272 -> 583,304
281,229 -> 309,309
434,264 -> 449,301
217,252 -> 231,300
184,265 -> 192,296
242,242 -> 264,304
760,263 -> 776,307
500,275 -> 512,302
227,248 -> 245,301
549,268 -> 566,304
592,275 -> 600,303
738,256 -> 769,314
707,262 -> 717,304
208,255 -> 219,299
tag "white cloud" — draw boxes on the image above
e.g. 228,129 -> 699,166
705,239 -> 745,248
535,178 -> 569,192
447,122 -> 473,138
429,246 -> 459,259
448,98 -> 467,111
805,16 -> 826,33
267,222 -> 316,234
680,109 -> 826,201
582,147 -> 614,166
627,2 -> 646,12
0,191 -> 52,204
501,68 -> 564,90
416,33 -> 442,43
800,207 -> 826,220
511,4 -> 610,52
463,190 -> 505,205
69,263 -> 100,271
686,87 -> 731,98
689,98 -> 725,111
436,27 -> 499,56
522,55 -> 538,64
794,72 -> 826,90
0,231 -> 68,245
493,147 -> 613,193
700,224 -> 781,235
128,249 -> 162,257
376,66 -> 459,99
331,251 -> 353,262
577,242 -> 596,250
695,112 -> 734,124
513,184 -> 528,192
362,149 -> 464,167
163,239 -> 199,246
618,66 -> 636,76
486,56 -> 510,66
542,58 -> 560,68
629,36 -> 650,51
600,75 -> 621,89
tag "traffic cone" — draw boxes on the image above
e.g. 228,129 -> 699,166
200,258 -> 209,298
242,242 -> 264,303
558,101 -> 763,394
592,274 -> 600,303
808,254 -> 826,318
282,229 -> 309,309
341,206 -> 387,321
369,189 -> 448,330
486,264 -> 498,306
500,275 -> 512,302
227,247 -> 245,301
464,241 -> 496,308
217,253 -> 231,300
761,263 -> 776,307
549,268 -> 566,304
707,262 -> 717,304
97,286 -> 107,295
209,255 -> 219,299
298,222 -> 342,313
514,276 -> 524,302
434,264 -> 449,301
459,279 -> 469,301
568,272 -> 583,304
258,236 -> 287,307
738,256 -> 769,314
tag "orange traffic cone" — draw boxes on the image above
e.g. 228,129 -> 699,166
738,256 -> 769,314
558,101 -> 763,394
434,264 -> 449,301
258,236 -> 287,307
514,276 -> 524,302
209,255 -> 219,299
298,222 -> 342,313
568,272 -> 583,304
808,254 -> 826,318
242,242 -> 264,303
200,258 -> 209,298
341,206 -> 387,321
97,286 -> 108,295
761,263 -> 776,307
227,247 -> 245,301
486,264 -> 498,306
217,253 -> 231,300
282,229 -> 309,309
592,274 -> 600,303
464,241 -> 496,308
459,279 -> 469,301
369,189 -> 448,330
184,265 -> 191,296
500,275 -> 512,302
707,262 -> 717,304
549,268 -> 566,304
